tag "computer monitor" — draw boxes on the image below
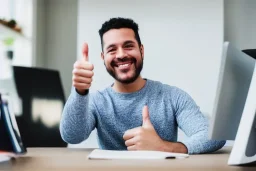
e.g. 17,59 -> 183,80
0,93 -> 26,154
12,66 -> 67,147
209,42 -> 256,165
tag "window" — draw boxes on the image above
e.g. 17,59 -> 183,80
0,0 -> 13,19
0,0 -> 34,67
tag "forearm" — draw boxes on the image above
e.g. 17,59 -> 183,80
159,141 -> 188,154
181,132 -> 226,154
60,88 -> 94,144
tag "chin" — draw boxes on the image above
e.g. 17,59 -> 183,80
106,64 -> 143,84
116,75 -> 138,84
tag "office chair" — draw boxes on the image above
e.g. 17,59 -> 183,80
13,66 -> 67,147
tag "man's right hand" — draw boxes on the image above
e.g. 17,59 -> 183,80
72,43 -> 94,94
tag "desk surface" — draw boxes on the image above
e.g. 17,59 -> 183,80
0,147 -> 255,171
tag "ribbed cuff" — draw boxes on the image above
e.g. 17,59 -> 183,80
71,87 -> 89,102
180,140 -> 194,154
75,88 -> 89,96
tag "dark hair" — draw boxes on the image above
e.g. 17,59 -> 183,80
98,17 -> 142,51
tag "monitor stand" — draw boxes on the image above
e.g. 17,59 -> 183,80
228,66 -> 256,165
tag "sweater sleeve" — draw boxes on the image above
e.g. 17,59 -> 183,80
173,88 -> 226,154
60,87 -> 96,144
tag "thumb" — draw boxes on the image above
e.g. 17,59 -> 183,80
82,43 -> 89,61
142,106 -> 153,128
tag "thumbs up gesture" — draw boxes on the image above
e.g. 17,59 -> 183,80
72,43 -> 94,94
123,106 -> 164,151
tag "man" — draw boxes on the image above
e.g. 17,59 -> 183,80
60,17 -> 225,154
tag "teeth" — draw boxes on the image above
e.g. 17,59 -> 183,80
119,64 -> 129,67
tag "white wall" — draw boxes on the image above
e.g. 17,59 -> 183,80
224,0 -> 256,49
34,0 -> 78,98
33,0 -> 46,68
74,0 -> 224,148
44,0 -> 78,99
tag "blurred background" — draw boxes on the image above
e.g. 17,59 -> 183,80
0,0 -> 255,148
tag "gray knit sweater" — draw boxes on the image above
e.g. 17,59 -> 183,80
60,79 -> 225,154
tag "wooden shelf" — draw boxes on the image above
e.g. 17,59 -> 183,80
0,24 -> 30,41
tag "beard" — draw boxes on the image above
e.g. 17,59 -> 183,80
105,57 -> 143,84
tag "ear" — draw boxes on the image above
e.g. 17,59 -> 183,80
140,44 -> 144,59
101,52 -> 104,60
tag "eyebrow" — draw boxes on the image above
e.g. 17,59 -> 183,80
106,44 -> 116,51
123,40 -> 136,45
105,40 -> 136,51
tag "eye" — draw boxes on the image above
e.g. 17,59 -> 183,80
125,44 -> 133,48
108,48 -> 116,53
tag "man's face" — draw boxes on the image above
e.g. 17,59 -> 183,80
101,28 -> 144,84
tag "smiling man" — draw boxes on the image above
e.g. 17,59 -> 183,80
60,17 -> 226,154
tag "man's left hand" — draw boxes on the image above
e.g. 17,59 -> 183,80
123,106 -> 164,151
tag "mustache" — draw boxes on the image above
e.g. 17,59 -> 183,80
111,57 -> 136,67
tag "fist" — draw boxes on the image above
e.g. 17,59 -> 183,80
72,43 -> 94,94
123,106 -> 164,151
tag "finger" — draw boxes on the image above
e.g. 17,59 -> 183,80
73,69 -> 94,78
83,43 -> 89,61
73,76 -> 92,84
72,82 -> 91,90
127,145 -> 137,151
123,127 -> 141,141
142,105 -> 149,124
125,136 -> 138,147
74,61 -> 94,71
142,105 -> 153,128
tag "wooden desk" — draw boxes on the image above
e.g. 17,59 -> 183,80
0,147 -> 255,171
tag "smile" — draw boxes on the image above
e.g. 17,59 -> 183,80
115,62 -> 133,70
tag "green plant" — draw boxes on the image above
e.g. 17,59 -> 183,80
3,37 -> 15,46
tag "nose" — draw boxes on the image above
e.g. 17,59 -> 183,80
116,48 -> 126,59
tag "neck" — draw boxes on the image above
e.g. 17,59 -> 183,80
112,76 -> 146,93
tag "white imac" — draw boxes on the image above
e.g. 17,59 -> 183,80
209,42 -> 256,165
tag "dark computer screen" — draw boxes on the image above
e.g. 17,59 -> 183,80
242,49 -> 256,60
